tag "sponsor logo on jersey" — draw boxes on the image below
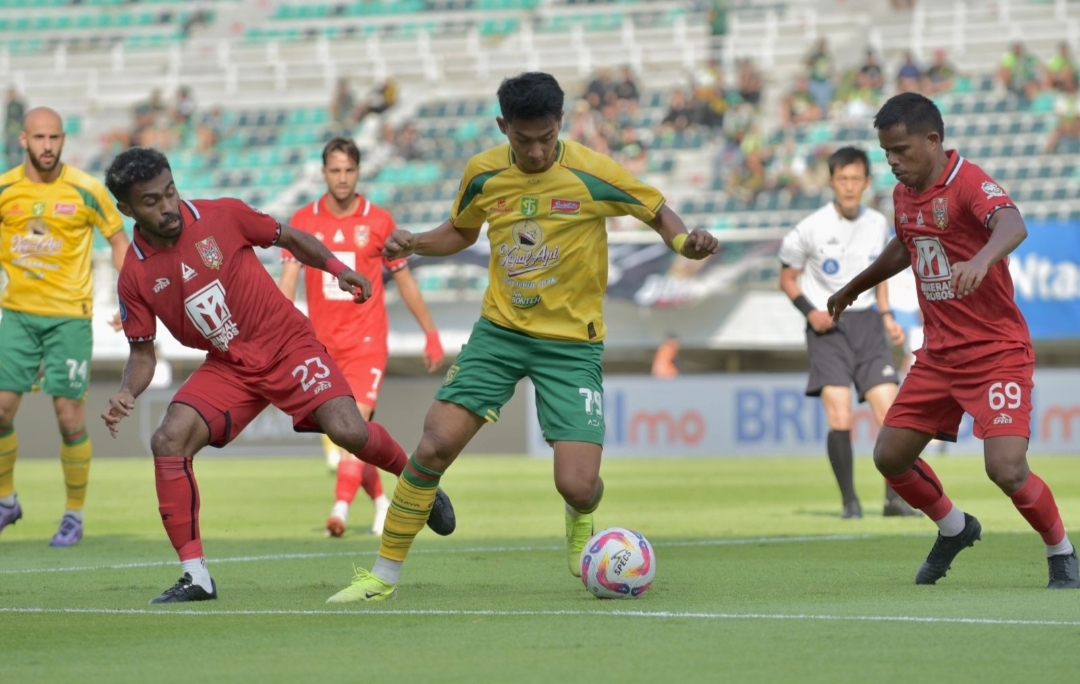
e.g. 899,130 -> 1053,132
354,224 -> 369,247
932,198 -> 948,230
333,229 -> 345,244
182,262 -> 197,282
549,199 -> 580,216
520,196 -> 539,218
822,258 -> 840,275
993,413 -> 1013,425
31,202 -> 45,216
899,213 -> 909,225
183,279 -> 240,352
511,291 -> 542,308
498,219 -> 561,277
10,231 -> 62,257
54,203 -> 77,215
490,198 -> 512,215
913,236 -> 956,301
153,278 -> 171,293
7,204 -> 23,216
982,181 -> 1006,199
195,236 -> 223,270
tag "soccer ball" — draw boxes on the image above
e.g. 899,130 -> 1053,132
580,527 -> 655,599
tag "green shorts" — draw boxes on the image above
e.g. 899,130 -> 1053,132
0,309 -> 92,399
435,317 -> 605,445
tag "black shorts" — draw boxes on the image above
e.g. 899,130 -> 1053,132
806,309 -> 898,402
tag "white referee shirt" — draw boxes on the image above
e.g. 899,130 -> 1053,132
778,203 -> 889,312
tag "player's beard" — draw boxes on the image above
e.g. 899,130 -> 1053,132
27,147 -> 61,174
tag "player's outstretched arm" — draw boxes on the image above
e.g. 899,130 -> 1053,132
827,237 -> 910,323
102,340 -> 156,437
646,206 -> 719,260
391,266 -> 444,373
384,220 -> 482,260
950,207 -> 1027,299
277,226 -> 373,303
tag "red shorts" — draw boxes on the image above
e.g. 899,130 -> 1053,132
884,347 -> 1034,441
334,352 -> 388,409
172,341 -> 354,448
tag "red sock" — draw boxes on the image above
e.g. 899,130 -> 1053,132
352,422 -> 407,476
884,458 -> 955,521
334,457 -> 364,505
1009,473 -> 1066,545
360,462 -> 384,499
154,456 -> 203,561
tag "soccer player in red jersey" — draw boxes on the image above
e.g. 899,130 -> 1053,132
829,93 -> 1078,589
98,147 -> 455,604
279,137 -> 444,538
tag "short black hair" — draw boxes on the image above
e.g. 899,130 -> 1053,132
322,136 -> 361,166
105,147 -> 171,203
873,92 -> 945,140
497,72 -> 564,123
828,146 -> 871,177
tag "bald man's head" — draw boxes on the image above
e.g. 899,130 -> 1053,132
20,107 -> 65,176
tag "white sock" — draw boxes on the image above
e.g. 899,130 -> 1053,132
64,508 -> 84,522
935,505 -> 967,537
565,502 -> 583,519
330,500 -> 350,522
0,494 -> 15,507
1047,535 -> 1074,557
181,557 -> 213,591
372,555 -> 402,585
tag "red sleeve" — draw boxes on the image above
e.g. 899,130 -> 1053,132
892,184 -> 906,242
281,208 -> 305,263
117,269 -> 156,343
378,209 -> 408,272
220,198 -> 282,248
961,167 -> 1017,228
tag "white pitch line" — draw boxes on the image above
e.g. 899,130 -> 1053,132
2,606 -> 1077,627
0,534 -> 873,576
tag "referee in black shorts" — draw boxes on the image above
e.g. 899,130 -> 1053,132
778,147 -> 918,519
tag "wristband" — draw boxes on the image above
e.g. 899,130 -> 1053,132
879,310 -> 894,318
325,257 -> 348,278
793,294 -> 816,317
671,233 -> 688,254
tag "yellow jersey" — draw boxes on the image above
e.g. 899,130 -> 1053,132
0,163 -> 123,318
450,140 -> 665,342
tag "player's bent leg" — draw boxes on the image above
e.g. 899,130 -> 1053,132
820,386 -> 860,518
864,384 -> 920,518
0,391 -> 22,536
554,441 -> 603,578
51,397 -> 90,547
325,401 -> 378,538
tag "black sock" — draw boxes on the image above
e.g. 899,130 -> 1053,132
827,430 -> 857,505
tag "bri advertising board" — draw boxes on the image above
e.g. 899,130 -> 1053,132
1010,220 -> 1080,340
526,372 -> 1080,457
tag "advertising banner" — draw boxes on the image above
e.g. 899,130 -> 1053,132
1009,220 -> 1080,340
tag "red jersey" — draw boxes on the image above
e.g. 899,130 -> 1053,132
284,194 -> 406,356
893,150 -> 1031,364
118,198 -> 321,373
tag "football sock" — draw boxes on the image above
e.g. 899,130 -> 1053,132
372,555 -> 402,585
60,426 -> 91,512
181,557 -> 213,591
1008,473 -> 1070,553
0,426 -> 17,499
64,508 -> 84,522
154,456 -> 203,562
376,454 -> 442,569
884,458 -> 958,525
360,462 -> 384,499
353,422 -> 407,476
567,478 -> 605,517
1047,536 -> 1074,558
826,430 -> 857,504
335,456 -> 364,506
330,500 -> 350,522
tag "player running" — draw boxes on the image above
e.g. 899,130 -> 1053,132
0,107 -> 129,546
327,71 -> 719,603
828,92 -> 1079,588
99,147 -> 455,604
279,137 -> 445,537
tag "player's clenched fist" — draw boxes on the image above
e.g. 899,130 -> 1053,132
383,229 -> 416,259
679,228 -> 720,260
338,269 -> 373,304
102,391 -> 136,438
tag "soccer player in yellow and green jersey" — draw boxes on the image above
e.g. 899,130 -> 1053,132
0,107 -> 129,546
328,71 -> 719,603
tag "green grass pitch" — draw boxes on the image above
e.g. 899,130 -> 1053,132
4,454 -> 1080,683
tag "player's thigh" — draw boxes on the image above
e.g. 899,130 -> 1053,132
805,327 -> 855,399
151,402 -> 212,458
882,359 -> 965,442
847,310 -> 900,402
527,336 -> 605,446
433,318 -> 525,426
819,385 -> 853,430
552,440 -> 603,504
263,343 -> 355,434
335,353 -> 388,410
952,348 -> 1034,442
40,316 -> 92,400
0,310 -> 44,395
171,362 -> 268,448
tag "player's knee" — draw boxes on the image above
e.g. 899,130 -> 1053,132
554,472 -> 597,509
414,429 -> 457,470
985,460 -> 1028,494
873,441 -> 905,476
150,422 -> 192,457
326,420 -> 368,454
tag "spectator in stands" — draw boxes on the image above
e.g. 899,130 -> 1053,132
923,48 -> 957,94
612,124 -> 647,177
170,86 -> 197,143
896,51 -> 921,92
133,89 -> 167,148
1045,77 -> 1080,153
196,106 -> 226,153
660,89 -> 694,133
729,124 -> 768,201
805,38 -> 836,112
691,67 -> 728,129
781,75 -> 823,126
585,69 -> 615,110
568,99 -> 606,149
614,66 -> 641,108
367,121 -> 402,172
395,122 -> 427,162
331,78 -> 356,132
737,58 -> 763,107
842,71 -> 880,121
651,334 -> 681,379
858,49 -> 886,93
182,0 -> 212,38
999,42 -> 1042,100
1045,42 -> 1078,92
357,78 -> 398,122
4,87 -> 25,168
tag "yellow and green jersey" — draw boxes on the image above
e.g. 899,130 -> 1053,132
450,139 -> 665,342
0,163 -> 123,318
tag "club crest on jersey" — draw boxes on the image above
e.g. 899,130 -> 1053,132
32,202 -> 45,216
354,224 -> 370,248
982,181 -> 1006,199
932,198 -> 948,230
520,196 -> 539,218
195,236 -> 223,270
